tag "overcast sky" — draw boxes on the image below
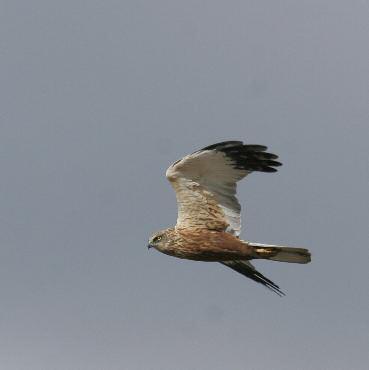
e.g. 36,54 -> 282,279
1,1 -> 369,369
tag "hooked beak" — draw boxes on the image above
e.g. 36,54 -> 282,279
147,243 -> 153,250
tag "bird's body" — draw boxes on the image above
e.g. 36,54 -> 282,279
152,228 -> 253,261
148,141 -> 311,295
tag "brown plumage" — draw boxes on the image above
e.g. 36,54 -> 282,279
148,141 -> 311,295
152,228 -> 253,261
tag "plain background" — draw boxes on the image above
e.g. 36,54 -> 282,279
1,1 -> 369,369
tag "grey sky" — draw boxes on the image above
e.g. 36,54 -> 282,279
1,1 -> 369,369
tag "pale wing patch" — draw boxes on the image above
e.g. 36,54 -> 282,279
168,177 -> 227,231
166,141 -> 281,236
166,150 -> 248,235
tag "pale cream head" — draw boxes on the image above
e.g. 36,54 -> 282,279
147,230 -> 169,251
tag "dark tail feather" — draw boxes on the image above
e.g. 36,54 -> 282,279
221,260 -> 285,296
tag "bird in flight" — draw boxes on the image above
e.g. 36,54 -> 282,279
148,141 -> 310,295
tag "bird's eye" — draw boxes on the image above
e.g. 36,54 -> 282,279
153,235 -> 162,243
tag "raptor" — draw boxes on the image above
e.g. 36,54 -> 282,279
148,141 -> 310,295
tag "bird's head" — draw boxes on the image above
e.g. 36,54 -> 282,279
147,230 -> 168,251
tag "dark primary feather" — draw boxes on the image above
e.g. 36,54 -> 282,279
221,260 -> 285,296
201,141 -> 243,151
199,141 -> 282,173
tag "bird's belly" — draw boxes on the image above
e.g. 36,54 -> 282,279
162,245 -> 230,261
162,233 -> 252,262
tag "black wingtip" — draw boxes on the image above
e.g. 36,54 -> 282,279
201,141 -> 244,151
199,141 -> 282,173
221,261 -> 285,296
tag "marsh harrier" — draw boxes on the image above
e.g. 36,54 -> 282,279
148,141 -> 310,295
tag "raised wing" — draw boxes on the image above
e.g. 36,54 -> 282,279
165,141 -> 281,236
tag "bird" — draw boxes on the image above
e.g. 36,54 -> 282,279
148,141 -> 311,295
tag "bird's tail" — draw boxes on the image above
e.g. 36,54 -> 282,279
248,242 -> 311,264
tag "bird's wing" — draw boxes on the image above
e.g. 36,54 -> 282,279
165,141 -> 281,236
220,260 -> 285,296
